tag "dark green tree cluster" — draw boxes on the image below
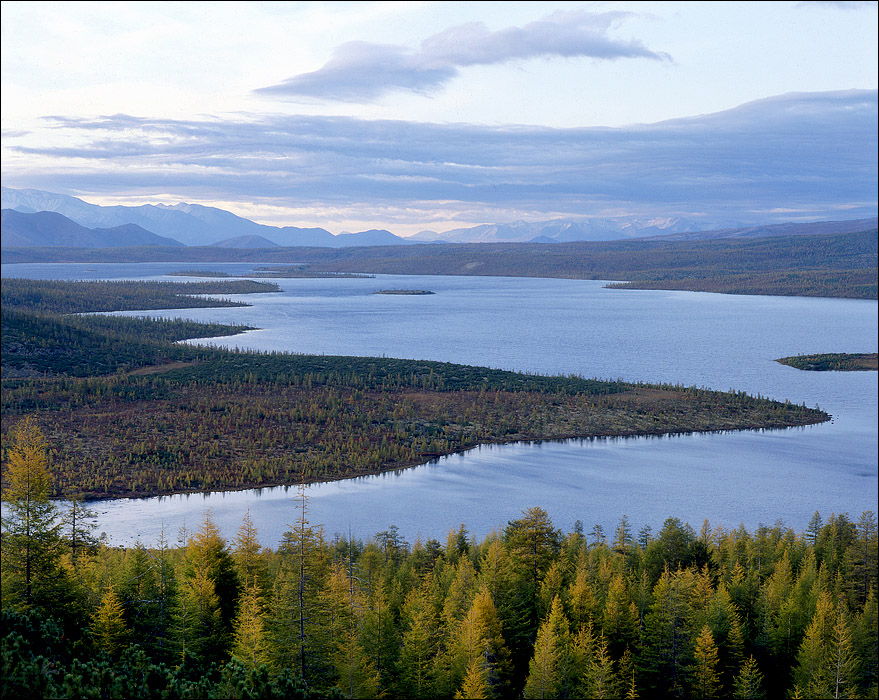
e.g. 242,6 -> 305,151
3,423 -> 877,698
0,277 -> 279,314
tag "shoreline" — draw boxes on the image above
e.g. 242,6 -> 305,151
63,410 -> 830,502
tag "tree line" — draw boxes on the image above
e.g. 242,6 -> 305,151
2,420 -> 877,699
4,227 -> 874,298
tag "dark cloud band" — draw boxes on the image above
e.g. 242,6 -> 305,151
5,90 -> 876,225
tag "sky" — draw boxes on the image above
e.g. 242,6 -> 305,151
1,0 -> 877,235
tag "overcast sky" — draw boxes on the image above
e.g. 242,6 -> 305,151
2,1 -> 877,234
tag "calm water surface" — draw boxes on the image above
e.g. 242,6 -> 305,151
3,262 -> 877,546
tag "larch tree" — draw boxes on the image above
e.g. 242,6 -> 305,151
692,623 -> 722,699
234,510 -> 269,594
828,599 -> 860,700
523,595 -> 568,699
0,417 -> 64,609
455,657 -> 491,700
792,589 -> 836,698
732,656 -> 765,699
231,582 -> 270,672
92,584 -> 129,657
397,583 -> 438,698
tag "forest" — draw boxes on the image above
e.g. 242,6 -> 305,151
3,227 -> 876,299
1,278 -> 828,499
776,354 -> 879,372
1,418 -> 877,699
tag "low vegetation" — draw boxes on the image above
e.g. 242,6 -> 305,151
776,353 -> 879,371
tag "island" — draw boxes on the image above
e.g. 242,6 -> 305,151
373,289 -> 435,295
776,352 -> 878,371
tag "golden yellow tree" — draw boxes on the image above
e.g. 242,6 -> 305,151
0,417 -> 63,608
693,623 -> 722,699
93,585 -> 128,656
231,583 -> 270,671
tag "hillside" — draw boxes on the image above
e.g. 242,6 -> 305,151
0,209 -> 185,248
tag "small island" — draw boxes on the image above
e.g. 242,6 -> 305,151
776,352 -> 878,371
374,289 -> 435,295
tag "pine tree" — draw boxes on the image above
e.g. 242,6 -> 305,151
642,568 -> 695,697
854,588 -> 878,699
175,563 -> 224,663
63,495 -> 98,573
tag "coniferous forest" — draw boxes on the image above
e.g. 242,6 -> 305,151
1,277 -> 875,699
1,418 -> 877,699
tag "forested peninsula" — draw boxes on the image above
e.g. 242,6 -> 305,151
0,277 -> 828,500
3,227 -> 876,299
776,353 -> 879,371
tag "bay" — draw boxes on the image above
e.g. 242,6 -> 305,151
3,262 -> 877,546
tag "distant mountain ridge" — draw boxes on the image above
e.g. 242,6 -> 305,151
2,187 -> 876,249
0,188 -> 413,248
410,216 -> 726,243
0,209 -> 185,248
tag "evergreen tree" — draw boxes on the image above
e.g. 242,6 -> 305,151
174,563 -> 225,664
63,496 -> 99,574
642,568 -> 695,697
602,573 -> 639,659
271,492 -> 331,686
585,634 -> 617,699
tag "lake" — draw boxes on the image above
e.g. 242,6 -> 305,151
3,262 -> 877,547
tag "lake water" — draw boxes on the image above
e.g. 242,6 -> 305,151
3,262 -> 877,547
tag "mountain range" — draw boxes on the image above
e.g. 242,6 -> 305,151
0,209 -> 185,248
2,187 -> 876,249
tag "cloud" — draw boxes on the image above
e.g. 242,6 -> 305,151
5,90 -> 876,226
254,9 -> 669,102
797,1 -> 876,9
